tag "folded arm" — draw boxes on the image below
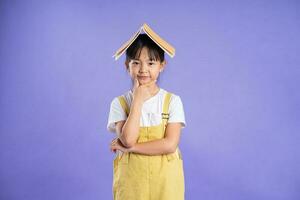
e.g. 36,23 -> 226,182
114,121 -> 182,156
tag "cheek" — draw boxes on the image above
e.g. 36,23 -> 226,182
128,67 -> 139,75
150,70 -> 160,77
129,72 -> 137,78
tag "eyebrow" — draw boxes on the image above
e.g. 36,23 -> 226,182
132,59 -> 156,62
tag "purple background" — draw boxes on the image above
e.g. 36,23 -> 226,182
0,0 -> 299,199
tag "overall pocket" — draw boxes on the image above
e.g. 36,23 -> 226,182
166,148 -> 183,162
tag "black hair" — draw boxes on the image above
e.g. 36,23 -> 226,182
125,34 -> 165,68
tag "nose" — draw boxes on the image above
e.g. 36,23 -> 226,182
139,63 -> 148,73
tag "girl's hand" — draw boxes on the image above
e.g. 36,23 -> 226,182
132,78 -> 157,103
110,138 -> 132,153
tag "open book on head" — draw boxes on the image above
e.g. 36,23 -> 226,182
112,23 -> 175,60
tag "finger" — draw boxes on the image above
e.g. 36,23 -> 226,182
112,138 -> 119,143
133,77 -> 139,90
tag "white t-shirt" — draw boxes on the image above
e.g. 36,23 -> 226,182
107,88 -> 186,133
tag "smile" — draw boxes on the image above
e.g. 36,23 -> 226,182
138,76 -> 150,80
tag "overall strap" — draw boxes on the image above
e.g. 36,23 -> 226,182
118,96 -> 129,116
162,92 -> 183,161
162,92 -> 172,131
116,95 -> 130,162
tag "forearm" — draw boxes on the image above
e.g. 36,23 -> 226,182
129,138 -> 176,156
119,98 -> 143,147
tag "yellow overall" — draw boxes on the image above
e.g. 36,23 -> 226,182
113,92 -> 185,200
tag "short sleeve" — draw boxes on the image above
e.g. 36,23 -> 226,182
168,95 -> 186,129
107,97 -> 127,133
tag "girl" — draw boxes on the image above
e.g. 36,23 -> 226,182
107,28 -> 186,200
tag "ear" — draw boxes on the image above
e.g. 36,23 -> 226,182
160,60 -> 166,72
125,61 -> 130,72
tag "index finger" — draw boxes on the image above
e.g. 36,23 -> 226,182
133,77 -> 140,90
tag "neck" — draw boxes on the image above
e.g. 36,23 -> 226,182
148,84 -> 160,95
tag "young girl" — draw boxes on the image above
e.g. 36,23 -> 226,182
107,26 -> 186,200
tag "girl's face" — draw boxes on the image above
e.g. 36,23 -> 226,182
126,47 -> 166,85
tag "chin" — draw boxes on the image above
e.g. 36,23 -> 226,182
139,80 -> 150,85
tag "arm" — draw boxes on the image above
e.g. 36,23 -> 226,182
128,122 -> 182,155
116,98 -> 143,148
111,122 -> 182,155
112,79 -> 164,148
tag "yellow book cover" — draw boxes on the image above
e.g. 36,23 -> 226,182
112,23 -> 175,60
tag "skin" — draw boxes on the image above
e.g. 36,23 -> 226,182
109,47 -> 183,156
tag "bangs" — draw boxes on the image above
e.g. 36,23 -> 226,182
131,47 -> 161,62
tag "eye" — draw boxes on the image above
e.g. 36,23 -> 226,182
133,61 -> 140,65
149,62 -> 154,65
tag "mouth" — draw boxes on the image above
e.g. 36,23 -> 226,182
137,75 -> 150,81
